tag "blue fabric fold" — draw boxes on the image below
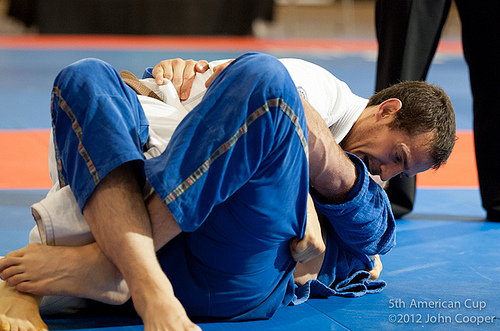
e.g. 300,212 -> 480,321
291,270 -> 386,305
143,67 -> 154,79
290,215 -> 387,305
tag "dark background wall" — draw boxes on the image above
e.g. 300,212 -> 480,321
8,0 -> 274,35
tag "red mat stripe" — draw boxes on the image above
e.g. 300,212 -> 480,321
0,35 -> 463,54
0,129 -> 476,190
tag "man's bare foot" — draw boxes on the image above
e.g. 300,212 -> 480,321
131,284 -> 201,331
0,281 -> 48,331
0,243 -> 130,305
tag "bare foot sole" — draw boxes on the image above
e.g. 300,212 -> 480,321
0,243 -> 130,305
0,281 -> 48,331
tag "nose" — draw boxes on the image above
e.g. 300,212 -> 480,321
379,163 -> 401,181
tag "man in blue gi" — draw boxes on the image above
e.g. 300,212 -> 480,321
0,52 -> 455,331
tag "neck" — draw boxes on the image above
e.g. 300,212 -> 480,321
339,106 -> 374,152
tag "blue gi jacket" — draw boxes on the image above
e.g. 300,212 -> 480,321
293,152 -> 396,304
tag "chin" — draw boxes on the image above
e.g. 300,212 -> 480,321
355,153 -> 369,167
350,151 -> 364,160
350,152 -> 375,174
361,154 -> 376,175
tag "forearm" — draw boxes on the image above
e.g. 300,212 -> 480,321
303,97 -> 358,202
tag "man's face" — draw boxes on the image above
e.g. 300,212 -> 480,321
343,125 -> 434,181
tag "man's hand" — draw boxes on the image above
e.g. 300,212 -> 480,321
152,59 -> 209,100
152,58 -> 234,101
290,194 -> 326,263
204,60 -> 233,87
368,254 -> 383,280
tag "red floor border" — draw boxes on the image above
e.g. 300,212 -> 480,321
0,129 -> 477,190
0,35 -> 463,54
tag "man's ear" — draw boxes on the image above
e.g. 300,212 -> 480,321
376,98 -> 402,120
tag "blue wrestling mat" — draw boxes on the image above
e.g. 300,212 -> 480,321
1,35 -> 499,330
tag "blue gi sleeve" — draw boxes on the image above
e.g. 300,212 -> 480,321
310,152 -> 396,256
143,67 -> 154,79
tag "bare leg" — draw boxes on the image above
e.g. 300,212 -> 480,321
0,190 -> 177,304
0,162 -> 199,330
81,161 -> 199,330
0,186 -> 189,330
0,282 -> 48,331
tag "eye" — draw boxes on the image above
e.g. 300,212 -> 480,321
395,152 -> 402,163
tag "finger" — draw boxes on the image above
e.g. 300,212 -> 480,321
195,60 -> 209,73
204,61 -> 232,88
289,238 -> 303,260
295,249 -> 317,264
179,60 -> 198,101
179,81 -> 194,101
204,65 -> 224,88
290,228 -> 326,262
152,63 -> 167,86
369,255 -> 383,280
290,238 -> 317,263
170,59 -> 189,95
205,73 -> 217,88
369,268 -> 381,281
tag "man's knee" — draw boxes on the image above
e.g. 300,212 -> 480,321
223,53 -> 303,125
230,53 -> 293,90
57,58 -> 114,77
54,58 -> 117,90
51,57 -> 140,129
236,52 -> 284,73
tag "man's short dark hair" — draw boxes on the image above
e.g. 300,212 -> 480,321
367,81 -> 456,169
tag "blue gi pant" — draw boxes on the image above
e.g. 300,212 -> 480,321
51,52 -> 309,321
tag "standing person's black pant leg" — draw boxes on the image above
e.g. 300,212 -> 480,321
455,0 -> 500,221
375,0 -> 451,218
